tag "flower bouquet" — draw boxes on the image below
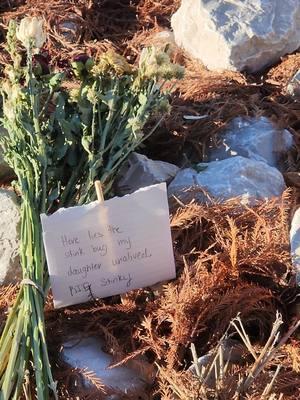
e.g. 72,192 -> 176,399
0,17 -> 183,399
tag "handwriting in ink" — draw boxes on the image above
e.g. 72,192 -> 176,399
112,248 -> 152,266
69,281 -> 92,297
88,230 -> 104,240
117,237 -> 132,250
65,247 -> 84,258
100,273 -> 133,288
107,225 -> 123,235
91,244 -> 108,256
68,262 -> 102,279
61,235 -> 80,247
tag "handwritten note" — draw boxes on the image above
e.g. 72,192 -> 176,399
41,183 -> 176,308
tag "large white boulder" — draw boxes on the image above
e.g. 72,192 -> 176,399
171,0 -> 300,73
0,189 -> 21,285
168,156 -> 286,204
206,116 -> 293,171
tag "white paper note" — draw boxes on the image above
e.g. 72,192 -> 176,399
41,183 -> 176,308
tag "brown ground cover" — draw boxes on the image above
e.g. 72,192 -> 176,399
0,1 -> 300,398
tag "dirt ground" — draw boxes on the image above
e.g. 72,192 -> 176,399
0,1 -> 300,399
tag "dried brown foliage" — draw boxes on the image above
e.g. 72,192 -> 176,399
0,0 -> 178,64
0,0 -> 137,68
1,1 -> 300,399
0,193 -> 299,398
139,194 -> 294,370
1,1 -> 300,175
143,52 -> 300,168
0,284 -> 18,330
1,193 -> 297,399
137,0 -> 180,28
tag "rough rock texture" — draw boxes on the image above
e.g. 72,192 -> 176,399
189,339 -> 247,386
290,208 -> 300,285
115,152 -> 179,195
0,189 -> 21,285
171,0 -> 300,73
62,336 -> 147,397
168,156 -> 286,204
287,69 -> 300,97
206,116 -> 293,170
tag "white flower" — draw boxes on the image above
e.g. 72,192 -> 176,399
16,17 -> 46,50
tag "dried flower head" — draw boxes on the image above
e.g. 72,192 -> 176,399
138,46 -> 184,81
92,50 -> 132,76
16,16 -> 46,51
139,47 -> 168,68
69,88 -> 80,103
86,86 -> 99,105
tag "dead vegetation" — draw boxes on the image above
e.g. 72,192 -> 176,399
1,0 -> 300,172
1,193 -> 299,399
0,0 -> 300,399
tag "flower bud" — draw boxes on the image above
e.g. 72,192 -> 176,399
72,54 -> 94,78
16,16 -> 46,51
73,54 -> 90,64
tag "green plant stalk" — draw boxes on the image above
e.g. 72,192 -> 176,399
0,33 -> 181,397
0,187 -> 56,400
0,52 -> 57,400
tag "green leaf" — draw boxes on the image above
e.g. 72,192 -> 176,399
81,135 -> 93,155
49,73 -> 65,89
48,186 -> 60,202
54,93 -> 66,121
99,91 -> 118,108
66,148 -> 78,167
138,93 -> 148,106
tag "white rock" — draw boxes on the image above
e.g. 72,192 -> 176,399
290,208 -> 300,285
287,69 -> 300,97
206,116 -> 293,170
189,339 -> 247,386
168,156 -> 286,204
115,152 -> 179,195
62,336 -> 147,397
171,0 -> 300,73
0,189 -> 21,285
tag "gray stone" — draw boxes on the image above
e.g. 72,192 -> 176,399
287,70 -> 300,97
62,336 -> 149,397
290,208 -> 300,285
189,339 -> 248,386
59,14 -> 81,43
115,152 -> 179,195
168,156 -> 286,204
0,189 -> 21,285
171,0 -> 300,73
206,116 -> 293,171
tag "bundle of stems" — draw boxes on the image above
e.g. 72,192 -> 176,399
0,18 -> 183,399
